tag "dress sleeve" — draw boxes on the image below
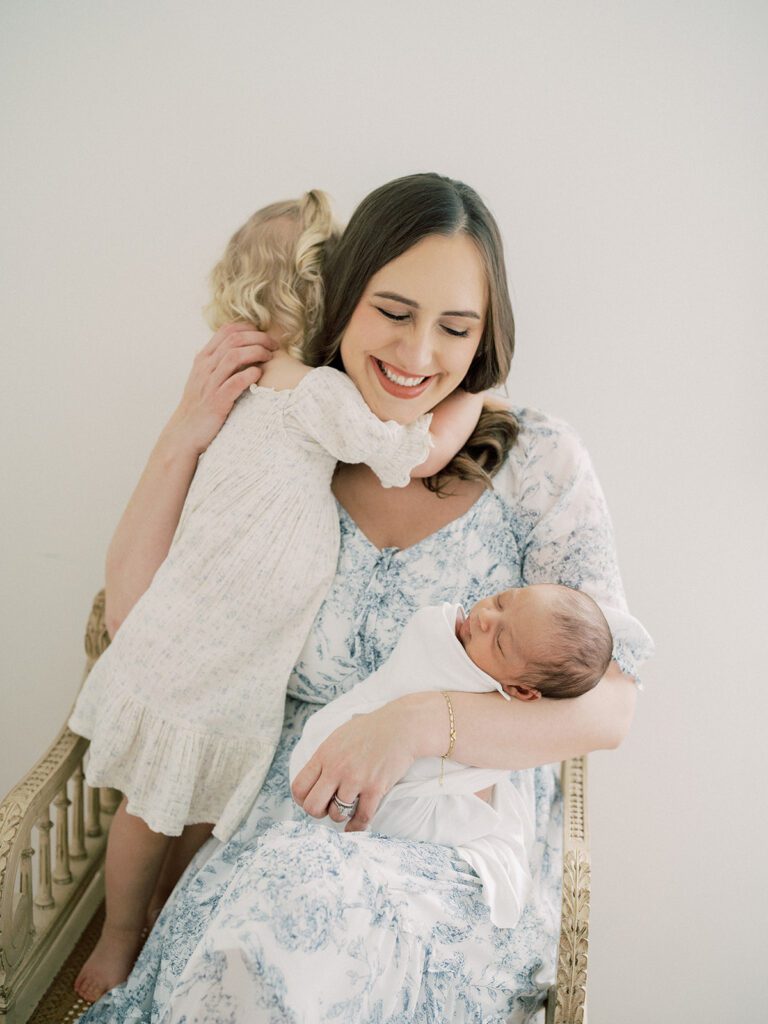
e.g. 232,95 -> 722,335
500,410 -> 655,683
282,366 -> 433,488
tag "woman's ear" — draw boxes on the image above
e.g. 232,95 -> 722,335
506,684 -> 542,702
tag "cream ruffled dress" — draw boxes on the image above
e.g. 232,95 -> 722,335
69,367 -> 431,840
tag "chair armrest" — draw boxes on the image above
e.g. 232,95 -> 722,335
0,590 -> 116,1024
546,755 -> 590,1024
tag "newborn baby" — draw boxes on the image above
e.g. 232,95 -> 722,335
289,582 -> 612,927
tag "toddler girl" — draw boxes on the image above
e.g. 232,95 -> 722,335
69,190 -> 484,1001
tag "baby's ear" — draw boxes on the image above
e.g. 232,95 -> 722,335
506,684 -> 542,702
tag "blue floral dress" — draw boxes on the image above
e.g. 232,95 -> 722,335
82,408 -> 653,1024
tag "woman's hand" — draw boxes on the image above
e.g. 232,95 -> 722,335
165,322 -> 279,456
291,701 -> 419,832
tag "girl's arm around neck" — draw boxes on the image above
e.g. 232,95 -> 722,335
411,390 -> 485,478
399,661 -> 637,770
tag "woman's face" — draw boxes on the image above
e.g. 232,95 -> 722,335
339,233 -> 488,424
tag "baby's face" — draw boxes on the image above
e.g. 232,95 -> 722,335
456,586 -> 558,692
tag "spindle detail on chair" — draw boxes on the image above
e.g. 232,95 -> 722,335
86,787 -> 101,839
53,788 -> 72,886
100,788 -> 121,815
70,763 -> 86,860
19,847 -> 34,936
34,818 -> 54,910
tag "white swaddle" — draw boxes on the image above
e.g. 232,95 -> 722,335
289,603 -> 535,928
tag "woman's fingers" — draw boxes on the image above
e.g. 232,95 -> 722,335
327,786 -> 360,825
218,364 -> 264,403
199,321 -> 276,359
213,325 -> 278,363
344,790 -> 382,833
300,771 -> 345,820
209,343 -> 275,391
290,760 -> 322,807
292,762 -> 363,824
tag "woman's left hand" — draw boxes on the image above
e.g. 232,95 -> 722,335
291,701 -> 418,832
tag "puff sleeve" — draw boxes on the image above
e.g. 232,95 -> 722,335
499,410 -> 655,682
280,366 -> 433,488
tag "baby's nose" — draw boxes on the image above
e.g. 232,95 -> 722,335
477,603 -> 496,630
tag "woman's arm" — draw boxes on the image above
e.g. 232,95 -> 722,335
104,323 -> 277,635
291,661 -> 635,832
403,660 -> 636,767
411,390 -> 485,478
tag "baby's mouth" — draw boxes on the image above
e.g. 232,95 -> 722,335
456,612 -> 472,647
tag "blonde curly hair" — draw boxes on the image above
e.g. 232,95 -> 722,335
205,190 -> 339,358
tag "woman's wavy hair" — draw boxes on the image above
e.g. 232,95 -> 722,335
303,173 -> 519,494
205,190 -> 339,358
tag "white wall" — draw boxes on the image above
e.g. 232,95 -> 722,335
1,3 -> 765,1020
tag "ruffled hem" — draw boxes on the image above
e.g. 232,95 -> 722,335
69,689 -> 277,836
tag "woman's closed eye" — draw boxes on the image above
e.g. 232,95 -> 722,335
376,307 -> 410,322
375,307 -> 470,338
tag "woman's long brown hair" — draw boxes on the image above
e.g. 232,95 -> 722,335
303,173 -> 519,495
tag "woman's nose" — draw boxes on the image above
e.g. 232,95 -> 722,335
394,323 -> 433,373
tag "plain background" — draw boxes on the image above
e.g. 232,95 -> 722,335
1,3 -> 765,1021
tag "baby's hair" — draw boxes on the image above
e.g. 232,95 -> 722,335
205,189 -> 340,358
518,587 -> 613,699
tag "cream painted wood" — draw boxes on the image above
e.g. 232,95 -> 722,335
0,590 -> 591,1022
69,765 -> 86,862
0,593 -> 112,1023
546,756 -> 590,1024
53,789 -> 72,887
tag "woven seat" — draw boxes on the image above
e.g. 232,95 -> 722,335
27,905 -> 104,1024
0,591 -> 591,1023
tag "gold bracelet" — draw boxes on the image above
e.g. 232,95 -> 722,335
439,691 -> 456,786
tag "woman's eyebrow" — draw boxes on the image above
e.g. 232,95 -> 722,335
373,291 -> 481,320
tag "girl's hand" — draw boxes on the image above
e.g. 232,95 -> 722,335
165,322 -> 278,456
290,701 -> 419,832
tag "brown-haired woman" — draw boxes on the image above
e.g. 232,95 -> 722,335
82,173 -> 653,1023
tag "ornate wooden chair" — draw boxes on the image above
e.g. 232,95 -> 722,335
0,591 -> 590,1023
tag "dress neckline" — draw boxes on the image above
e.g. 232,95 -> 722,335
335,487 -> 494,559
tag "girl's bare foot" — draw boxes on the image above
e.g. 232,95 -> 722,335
74,923 -> 144,1003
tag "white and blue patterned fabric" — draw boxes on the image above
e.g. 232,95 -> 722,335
81,408 -> 653,1023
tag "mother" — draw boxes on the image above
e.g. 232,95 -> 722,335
84,174 -> 652,1022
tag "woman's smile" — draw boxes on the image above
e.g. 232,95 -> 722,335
370,356 -> 435,398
